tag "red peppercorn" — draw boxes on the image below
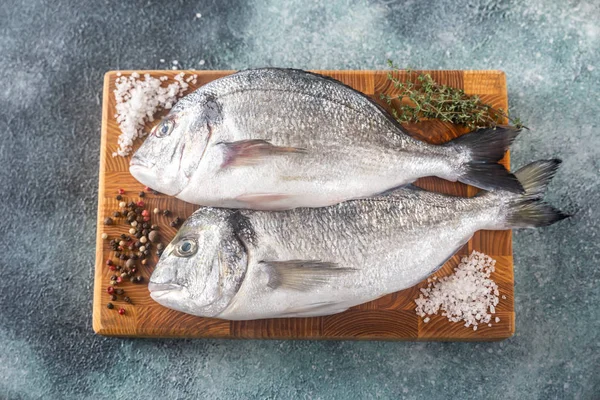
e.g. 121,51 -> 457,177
141,209 -> 149,217
107,286 -> 115,294
131,268 -> 137,274
118,188 -> 125,195
106,260 -> 114,266
109,265 -> 116,271
118,308 -> 125,315
143,216 -> 150,222
144,186 -> 151,191
116,276 -> 123,283
136,200 -> 145,207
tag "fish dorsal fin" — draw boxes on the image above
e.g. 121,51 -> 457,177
219,139 -> 307,168
261,260 -> 355,291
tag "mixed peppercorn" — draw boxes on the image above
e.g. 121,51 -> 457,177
101,187 -> 184,316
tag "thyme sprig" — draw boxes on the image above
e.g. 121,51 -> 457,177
381,60 -> 526,130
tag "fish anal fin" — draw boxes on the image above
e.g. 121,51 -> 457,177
220,139 -> 307,168
262,260 -> 355,291
235,193 -> 291,210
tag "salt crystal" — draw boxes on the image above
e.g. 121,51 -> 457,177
414,251 -> 501,331
159,59 -> 165,63
195,12 -> 202,18
199,59 -> 205,66
112,71 -> 197,157
172,60 -> 179,65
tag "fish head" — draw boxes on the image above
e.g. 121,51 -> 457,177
148,208 -> 247,317
129,94 -> 217,196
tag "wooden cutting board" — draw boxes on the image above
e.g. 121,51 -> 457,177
94,70 -> 514,340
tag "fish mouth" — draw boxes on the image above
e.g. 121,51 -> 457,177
130,155 -> 153,169
148,282 -> 184,297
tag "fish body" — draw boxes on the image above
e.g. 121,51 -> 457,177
131,68 -> 521,210
148,160 -> 566,320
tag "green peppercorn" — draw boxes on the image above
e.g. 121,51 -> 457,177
107,302 -> 114,309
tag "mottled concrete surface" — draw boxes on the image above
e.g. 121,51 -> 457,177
0,0 -> 598,399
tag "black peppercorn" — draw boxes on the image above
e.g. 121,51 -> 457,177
130,276 -> 136,283
110,275 -> 117,281
142,229 -> 149,236
116,194 -> 122,200
152,190 -> 159,195
142,223 -> 149,229
135,232 -> 142,238
127,201 -> 135,208
103,217 -> 113,225
131,254 -> 139,260
136,216 -> 144,223
113,211 -> 121,218
163,209 -> 171,216
124,296 -> 131,303
115,289 -> 124,295
143,250 -> 150,256
134,276 -> 144,283
157,249 -> 164,256
119,254 -> 127,260
148,231 -> 159,243
139,191 -> 145,198
110,294 -> 117,301
120,234 -> 126,240
115,252 -> 121,258
107,302 -> 114,309
151,225 -> 159,230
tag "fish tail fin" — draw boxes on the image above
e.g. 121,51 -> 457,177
447,127 -> 523,193
494,159 -> 569,228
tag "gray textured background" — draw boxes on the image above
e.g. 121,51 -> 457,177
0,0 -> 598,399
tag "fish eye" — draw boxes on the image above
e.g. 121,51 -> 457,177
154,119 -> 175,138
174,238 -> 197,257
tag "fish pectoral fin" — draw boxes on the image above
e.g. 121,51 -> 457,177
219,139 -> 307,168
261,260 -> 355,291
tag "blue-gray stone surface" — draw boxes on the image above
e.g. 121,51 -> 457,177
0,0 -> 598,399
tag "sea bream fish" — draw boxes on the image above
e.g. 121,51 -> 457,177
148,160 -> 566,320
130,68 -> 523,210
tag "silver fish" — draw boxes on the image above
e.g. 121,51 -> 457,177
131,68 -> 522,210
148,160 -> 566,320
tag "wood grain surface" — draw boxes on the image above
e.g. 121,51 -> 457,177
94,70 -> 514,340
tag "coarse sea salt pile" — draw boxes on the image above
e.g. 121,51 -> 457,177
112,71 -> 198,157
415,251 -> 501,331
